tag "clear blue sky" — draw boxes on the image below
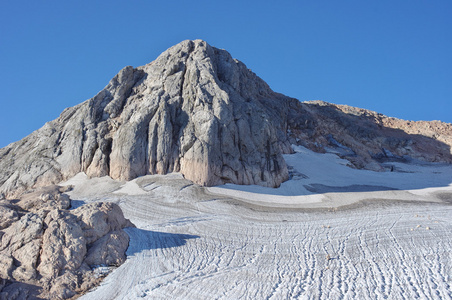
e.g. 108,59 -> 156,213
1,0 -> 451,148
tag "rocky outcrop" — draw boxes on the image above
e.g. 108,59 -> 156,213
0,186 -> 134,299
0,40 -> 293,198
287,101 -> 452,170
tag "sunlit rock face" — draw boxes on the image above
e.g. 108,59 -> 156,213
0,40 -> 293,197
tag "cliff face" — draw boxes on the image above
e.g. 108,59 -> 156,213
0,40 -> 293,197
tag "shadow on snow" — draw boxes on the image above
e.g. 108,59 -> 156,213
124,227 -> 199,256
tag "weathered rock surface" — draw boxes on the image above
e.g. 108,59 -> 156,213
0,40 -> 293,198
0,186 -> 134,299
287,100 -> 452,170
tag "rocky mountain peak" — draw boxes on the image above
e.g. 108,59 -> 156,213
0,40 -> 293,197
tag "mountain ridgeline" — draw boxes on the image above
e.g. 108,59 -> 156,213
1,40 -> 451,197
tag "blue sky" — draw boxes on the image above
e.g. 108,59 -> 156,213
0,0 -> 451,148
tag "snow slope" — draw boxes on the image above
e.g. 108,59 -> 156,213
208,146 -> 452,208
65,146 -> 452,299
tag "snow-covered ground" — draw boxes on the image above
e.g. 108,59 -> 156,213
62,146 -> 452,299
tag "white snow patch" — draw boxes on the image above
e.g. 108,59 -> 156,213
207,146 -> 452,208
60,172 -> 122,200
114,180 -> 148,196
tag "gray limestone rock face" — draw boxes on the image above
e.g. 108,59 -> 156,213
0,186 -> 134,299
0,204 -> 19,230
0,39 -> 292,198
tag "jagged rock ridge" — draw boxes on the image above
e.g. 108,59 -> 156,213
0,40 -> 293,197
287,100 -> 452,171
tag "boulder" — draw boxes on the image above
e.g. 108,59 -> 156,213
0,186 -> 134,299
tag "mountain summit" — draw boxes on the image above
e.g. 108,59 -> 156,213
0,40 -> 295,197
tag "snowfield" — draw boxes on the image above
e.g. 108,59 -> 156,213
61,146 -> 452,299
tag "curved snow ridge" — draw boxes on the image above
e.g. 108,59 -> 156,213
114,181 -> 149,196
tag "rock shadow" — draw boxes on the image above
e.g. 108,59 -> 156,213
304,184 -> 399,194
69,199 -> 85,209
0,279 -> 44,299
124,227 -> 199,256
294,102 -> 452,165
